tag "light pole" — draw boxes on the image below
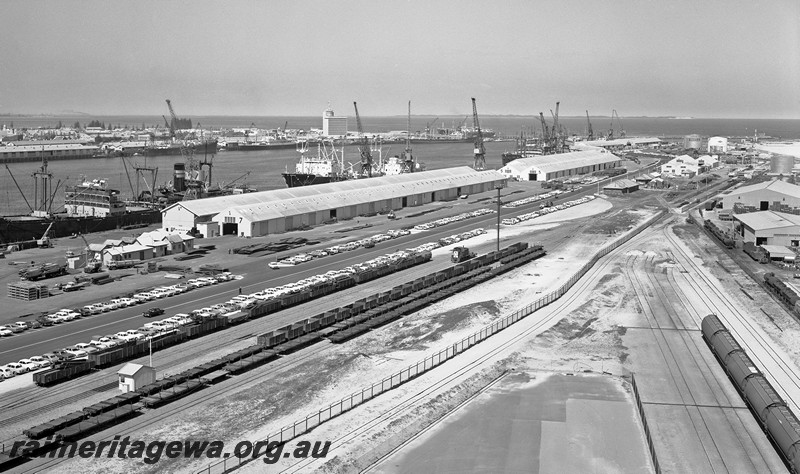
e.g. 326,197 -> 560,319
495,184 -> 504,253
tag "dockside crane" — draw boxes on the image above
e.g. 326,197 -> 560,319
586,111 -> 594,141
471,98 -> 486,170
401,100 -> 415,173
539,113 -> 550,143
613,110 -> 625,138
425,117 -> 439,137
165,99 -> 179,139
353,102 -> 373,177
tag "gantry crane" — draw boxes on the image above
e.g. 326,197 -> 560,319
586,110 -> 594,141
401,100 -> 415,173
426,117 -> 439,137
471,98 -> 486,170
353,102 -> 373,177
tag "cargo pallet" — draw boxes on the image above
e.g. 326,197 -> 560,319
7,282 -> 49,301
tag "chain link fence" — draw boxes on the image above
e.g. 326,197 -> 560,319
198,210 -> 665,474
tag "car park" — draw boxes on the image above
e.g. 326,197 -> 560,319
83,304 -> 102,314
0,324 -> 25,334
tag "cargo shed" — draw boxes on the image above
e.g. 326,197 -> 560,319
162,167 -> 506,237
603,179 -> 639,195
719,179 -> 800,212
497,150 -> 622,182
118,363 -> 156,393
733,210 -> 800,246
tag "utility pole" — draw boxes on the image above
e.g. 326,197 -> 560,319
496,184 -> 503,252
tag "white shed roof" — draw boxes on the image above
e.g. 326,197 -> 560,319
734,210 -> 800,231
167,167 -> 506,220
723,179 -> 800,200
500,150 -> 621,175
118,363 -> 147,376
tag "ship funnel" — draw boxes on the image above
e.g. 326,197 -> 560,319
174,163 -> 186,192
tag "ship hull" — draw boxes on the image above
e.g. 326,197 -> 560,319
0,210 -> 162,245
281,173 -> 352,188
223,142 -> 298,151
118,140 -> 218,157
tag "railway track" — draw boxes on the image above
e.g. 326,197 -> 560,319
271,217 -> 662,474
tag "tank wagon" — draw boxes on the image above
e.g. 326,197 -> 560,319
701,314 -> 800,472
703,219 -> 734,249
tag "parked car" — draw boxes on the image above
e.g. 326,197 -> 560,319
12,322 -> 30,331
28,356 -> 52,368
0,328 -> 14,337
62,347 -> 89,359
73,342 -> 99,354
4,362 -> 29,374
0,324 -> 25,334
143,307 -> 165,318
0,366 -> 17,378
40,353 -> 61,364
18,359 -> 42,371
23,320 -> 42,330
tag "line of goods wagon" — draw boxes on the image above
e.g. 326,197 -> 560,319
763,272 -> 800,313
34,250 -> 435,386
702,314 -> 800,473
703,219 -> 734,249
10,242 -> 545,467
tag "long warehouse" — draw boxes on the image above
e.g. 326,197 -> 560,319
498,150 -> 622,182
162,166 -> 507,237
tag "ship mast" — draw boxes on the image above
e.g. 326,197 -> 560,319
32,147 -> 53,217
402,100 -> 414,173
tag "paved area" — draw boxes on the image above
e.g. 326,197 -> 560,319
378,372 -> 652,474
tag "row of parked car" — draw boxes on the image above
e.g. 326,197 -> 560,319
502,190 -> 565,209
268,229 -> 414,269
0,273 -> 242,383
413,209 -> 495,231
501,195 -> 596,226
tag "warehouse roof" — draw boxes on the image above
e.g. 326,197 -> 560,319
734,210 -> 800,231
500,150 -> 621,175
165,167 -> 506,219
604,179 -> 639,190
581,137 -> 661,148
723,180 -> 800,200
760,245 -> 795,258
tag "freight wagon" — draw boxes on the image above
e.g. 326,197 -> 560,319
701,314 -> 800,473
703,219 -> 734,249
744,242 -> 770,263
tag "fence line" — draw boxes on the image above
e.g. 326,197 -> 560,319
630,373 -> 662,473
199,210 -> 665,474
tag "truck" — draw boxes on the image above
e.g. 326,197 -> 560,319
20,263 -> 67,281
451,246 -> 476,263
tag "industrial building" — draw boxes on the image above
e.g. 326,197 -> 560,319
162,167 -> 507,237
322,106 -> 347,138
707,137 -> 728,154
719,179 -> 800,212
603,179 -> 639,195
497,150 -> 622,182
660,154 -> 718,177
733,210 -> 800,246
578,137 -> 662,151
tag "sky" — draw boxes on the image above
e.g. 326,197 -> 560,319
1,0 -> 798,119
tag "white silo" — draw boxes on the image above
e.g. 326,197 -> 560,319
707,136 -> 728,153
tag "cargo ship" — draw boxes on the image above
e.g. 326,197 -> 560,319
1,161 -> 161,245
220,140 -> 298,152
103,139 -> 218,158
281,139 -> 354,188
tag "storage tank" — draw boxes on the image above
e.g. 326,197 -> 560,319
684,134 -> 702,150
173,163 -> 186,192
770,155 -> 795,175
